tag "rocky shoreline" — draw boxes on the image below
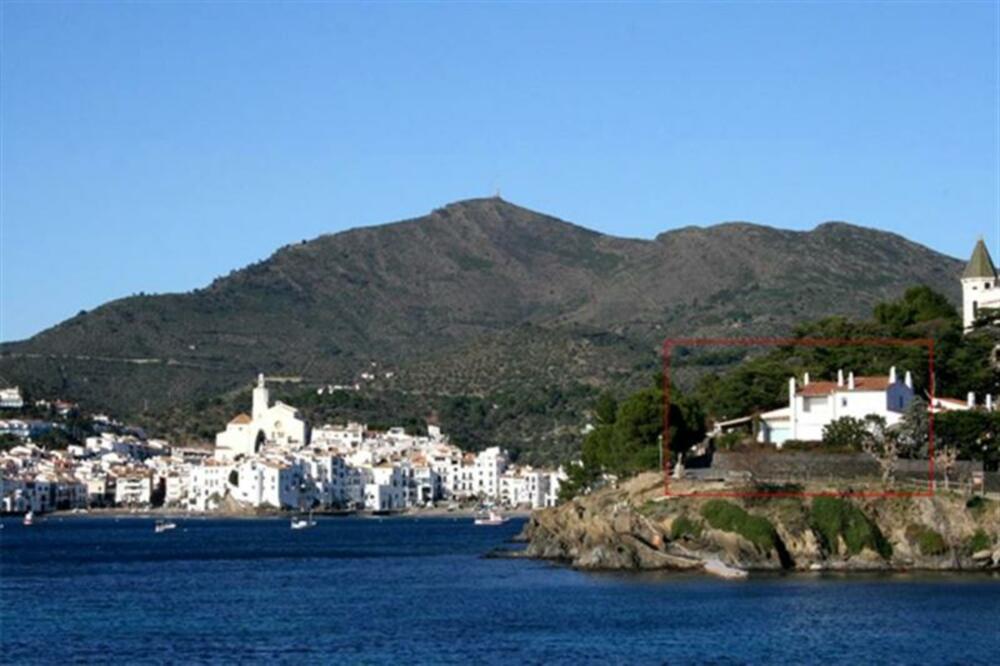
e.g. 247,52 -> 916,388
516,473 -> 1000,577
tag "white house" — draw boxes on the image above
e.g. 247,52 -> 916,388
113,469 -> 153,506
364,464 -> 405,511
962,239 -> 1000,330
0,387 -> 24,409
229,458 -> 303,509
474,446 -> 508,499
754,367 -> 915,446
188,460 -> 232,511
311,422 -> 365,451
215,374 -> 310,461
929,392 -> 996,413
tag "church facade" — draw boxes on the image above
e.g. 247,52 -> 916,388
962,239 -> 1000,330
215,374 -> 310,462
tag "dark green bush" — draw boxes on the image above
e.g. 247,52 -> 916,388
906,525 -> 948,556
700,500 -> 778,552
808,497 -> 892,559
670,515 -> 703,540
966,529 -> 991,554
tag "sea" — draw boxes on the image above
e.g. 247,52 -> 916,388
1,515 -> 998,665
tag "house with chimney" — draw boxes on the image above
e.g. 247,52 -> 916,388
716,367 -> 916,446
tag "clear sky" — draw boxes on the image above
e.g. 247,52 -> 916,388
1,1 -> 998,342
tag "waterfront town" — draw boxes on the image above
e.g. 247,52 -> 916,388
0,375 -> 565,515
3,241 -> 998,516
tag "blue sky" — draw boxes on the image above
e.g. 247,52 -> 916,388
1,1 -> 997,342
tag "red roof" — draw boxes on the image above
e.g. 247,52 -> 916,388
797,376 -> 891,396
797,381 -> 838,396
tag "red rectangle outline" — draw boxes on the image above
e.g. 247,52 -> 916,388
662,337 -> 936,498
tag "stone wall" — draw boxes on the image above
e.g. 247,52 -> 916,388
703,451 -> 985,487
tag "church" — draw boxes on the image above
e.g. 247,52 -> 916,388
962,239 -> 1000,330
214,374 -> 310,462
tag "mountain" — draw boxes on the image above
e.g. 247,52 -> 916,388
0,198 -> 963,460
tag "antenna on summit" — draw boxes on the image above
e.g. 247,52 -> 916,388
491,178 -> 501,200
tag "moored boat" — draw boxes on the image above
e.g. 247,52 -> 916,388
474,510 -> 507,526
154,520 -> 177,533
291,511 -> 316,530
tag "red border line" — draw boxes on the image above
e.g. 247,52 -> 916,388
662,337 -> 936,498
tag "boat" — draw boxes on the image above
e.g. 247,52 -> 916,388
154,520 -> 177,533
290,511 -> 316,530
474,510 -> 507,526
23,511 -> 34,526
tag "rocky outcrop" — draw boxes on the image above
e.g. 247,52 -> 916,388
519,473 -> 1000,575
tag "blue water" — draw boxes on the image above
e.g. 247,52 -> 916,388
2,516 -> 999,664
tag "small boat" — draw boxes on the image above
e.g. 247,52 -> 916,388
474,510 -> 507,526
23,511 -> 34,526
291,511 -> 316,530
154,520 -> 177,533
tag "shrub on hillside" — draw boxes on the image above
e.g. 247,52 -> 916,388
808,497 -> 892,559
700,500 -> 779,553
905,525 -> 948,556
670,515 -> 703,540
966,529 -> 991,554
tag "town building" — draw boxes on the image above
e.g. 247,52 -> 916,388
0,386 -> 25,409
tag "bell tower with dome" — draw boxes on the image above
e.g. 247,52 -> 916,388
962,238 -> 1000,330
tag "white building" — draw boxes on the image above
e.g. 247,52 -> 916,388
311,422 -> 365,451
0,387 -> 24,409
364,464 -> 405,511
962,239 -> 1000,330
113,469 -> 153,506
750,367 -> 915,446
929,392 -> 996,413
229,458 -> 303,509
215,374 -> 310,461
473,446 -> 508,500
188,461 -> 232,511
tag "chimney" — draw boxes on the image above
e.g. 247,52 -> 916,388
889,366 -> 897,384
789,377 -> 797,408
803,372 -> 810,386
837,369 -> 845,387
904,371 -> 913,389
968,392 -> 976,408
848,372 -> 855,390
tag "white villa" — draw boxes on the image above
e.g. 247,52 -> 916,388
215,374 -> 310,462
962,238 -> 1000,330
716,366 -> 915,447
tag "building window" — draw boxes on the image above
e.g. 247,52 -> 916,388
841,397 -> 848,407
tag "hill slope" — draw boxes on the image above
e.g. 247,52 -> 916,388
0,198 -> 963,458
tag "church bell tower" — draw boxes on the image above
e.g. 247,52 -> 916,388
252,373 -> 270,422
962,239 -> 999,331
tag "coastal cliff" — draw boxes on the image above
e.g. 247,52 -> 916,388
519,474 -> 1000,574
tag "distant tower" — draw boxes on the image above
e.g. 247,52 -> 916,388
252,373 -> 270,421
961,238 -> 999,330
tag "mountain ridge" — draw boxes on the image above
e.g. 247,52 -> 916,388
0,198 -> 964,459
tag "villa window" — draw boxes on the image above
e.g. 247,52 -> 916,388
841,397 -> 848,407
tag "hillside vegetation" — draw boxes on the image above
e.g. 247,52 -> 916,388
0,198 -> 964,462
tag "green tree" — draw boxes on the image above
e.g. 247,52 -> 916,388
822,417 -> 869,451
935,411 -> 1000,471
593,392 -> 618,426
896,397 -> 929,458
873,285 -> 959,333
